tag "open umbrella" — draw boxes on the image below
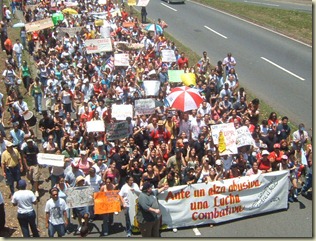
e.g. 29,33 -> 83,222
144,24 -> 163,34
166,86 -> 203,112
62,8 -> 78,15
13,22 -> 25,28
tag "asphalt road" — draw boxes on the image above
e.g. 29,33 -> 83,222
64,193 -> 312,238
140,0 -> 312,133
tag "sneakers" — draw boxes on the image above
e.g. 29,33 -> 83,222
77,226 -> 81,232
288,196 -> 294,203
114,212 -> 118,215
101,232 -> 108,236
173,228 -> 177,233
127,233 -> 131,237
301,191 -> 307,196
35,191 -> 39,197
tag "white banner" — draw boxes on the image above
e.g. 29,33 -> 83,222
114,53 -> 130,66
57,27 -> 83,38
86,120 -> 105,133
211,123 -> 238,154
37,153 -> 65,167
134,99 -> 156,115
25,18 -> 54,32
111,104 -> 133,120
106,121 -> 129,140
85,38 -> 113,54
137,0 -> 150,6
129,171 -> 289,229
161,50 -> 176,62
143,80 -> 160,96
236,126 -> 255,148
65,186 -> 95,208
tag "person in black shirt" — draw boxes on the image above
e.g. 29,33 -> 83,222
22,139 -> 40,197
39,110 -> 55,143
111,146 -> 130,189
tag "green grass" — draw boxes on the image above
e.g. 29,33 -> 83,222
194,0 -> 312,45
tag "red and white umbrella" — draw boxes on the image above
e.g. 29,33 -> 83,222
166,86 -> 204,112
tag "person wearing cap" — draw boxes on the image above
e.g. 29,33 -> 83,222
292,123 -> 309,151
45,187 -> 69,237
269,143 -> 284,171
9,120 -> 25,148
1,141 -> 23,197
39,110 -> 55,143
22,138 -> 40,197
257,150 -> 272,173
150,119 -> 171,147
64,161 -> 85,187
11,179 -> 40,237
136,181 -> 168,237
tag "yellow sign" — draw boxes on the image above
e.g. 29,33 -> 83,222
181,73 -> 196,87
127,0 -> 137,5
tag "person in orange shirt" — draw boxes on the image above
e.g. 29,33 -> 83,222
4,36 -> 13,56
269,143 -> 284,171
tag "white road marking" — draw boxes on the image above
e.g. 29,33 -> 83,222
244,0 -> 279,7
161,3 -> 178,11
261,57 -> 305,81
192,227 -> 201,236
204,25 -> 227,39
190,1 -> 311,48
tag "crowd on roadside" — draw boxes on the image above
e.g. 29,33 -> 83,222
0,0 -> 313,238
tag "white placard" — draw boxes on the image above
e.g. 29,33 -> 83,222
86,120 -> 105,133
137,0 -> 150,6
85,38 -> 113,54
161,49 -> 176,62
37,153 -> 65,167
114,53 -> 130,66
236,126 -> 255,148
143,80 -> 160,96
211,123 -> 237,154
134,99 -> 156,115
111,104 -> 133,120
65,186 -> 95,208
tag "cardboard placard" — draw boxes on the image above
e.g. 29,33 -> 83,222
94,191 -> 122,214
25,18 -> 54,32
85,38 -> 113,54
106,121 -> 129,141
37,153 -> 65,167
168,70 -> 184,83
111,104 -> 133,120
86,120 -> 105,133
134,98 -> 156,115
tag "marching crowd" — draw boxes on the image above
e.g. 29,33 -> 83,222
0,0 -> 313,238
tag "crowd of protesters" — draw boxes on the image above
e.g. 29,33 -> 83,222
0,0 -> 313,237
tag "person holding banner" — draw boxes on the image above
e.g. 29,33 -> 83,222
136,181 -> 168,237
119,175 -> 141,237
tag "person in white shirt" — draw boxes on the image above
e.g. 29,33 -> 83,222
12,95 -> 28,116
45,187 -> 69,237
13,39 -> 23,68
119,176 -> 141,237
11,179 -> 40,237
222,52 -> 236,75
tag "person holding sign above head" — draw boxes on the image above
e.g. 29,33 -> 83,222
136,181 -> 168,237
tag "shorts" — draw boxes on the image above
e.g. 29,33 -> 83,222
74,206 -> 90,218
27,165 -> 40,181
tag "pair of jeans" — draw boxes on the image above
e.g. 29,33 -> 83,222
302,172 -> 312,193
101,213 -> 113,235
124,207 -> 132,235
33,93 -> 42,113
17,210 -> 40,237
48,223 -> 65,237
5,165 -> 21,195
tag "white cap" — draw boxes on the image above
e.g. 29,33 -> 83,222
262,150 -> 270,156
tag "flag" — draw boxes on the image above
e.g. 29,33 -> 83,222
104,56 -> 114,71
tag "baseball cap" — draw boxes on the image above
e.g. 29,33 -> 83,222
97,141 -> 104,147
80,150 -> 87,155
71,161 -> 79,168
18,179 -> 27,189
215,159 -> 222,165
262,150 -> 270,156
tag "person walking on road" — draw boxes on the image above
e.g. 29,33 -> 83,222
141,7 -> 147,23
11,179 -> 40,237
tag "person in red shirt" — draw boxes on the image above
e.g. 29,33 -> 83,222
258,150 -> 272,173
4,36 -> 13,56
269,143 -> 284,171
80,106 -> 93,123
150,120 -> 171,146
177,52 -> 189,70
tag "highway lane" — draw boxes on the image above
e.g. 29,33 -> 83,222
140,1 -> 312,131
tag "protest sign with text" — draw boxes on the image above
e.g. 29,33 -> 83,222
37,153 -> 65,167
111,104 -> 133,120
236,126 -> 256,148
210,123 -> 238,154
114,53 -> 130,66
94,191 -> 121,214
161,50 -> 176,62
65,186 -> 95,208
168,70 -> 184,83
106,121 -> 129,141
134,99 -> 156,115
129,171 -> 289,228
85,38 -> 112,54
25,18 -> 54,32
137,0 -> 150,6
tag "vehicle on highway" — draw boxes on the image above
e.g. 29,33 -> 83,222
162,0 -> 185,4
